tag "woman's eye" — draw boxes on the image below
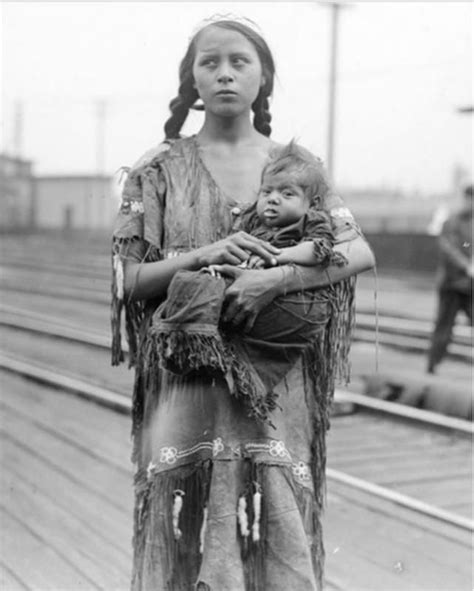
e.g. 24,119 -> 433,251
200,59 -> 217,67
232,57 -> 248,67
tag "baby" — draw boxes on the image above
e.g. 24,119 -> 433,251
229,139 -> 339,270
145,142 -> 347,425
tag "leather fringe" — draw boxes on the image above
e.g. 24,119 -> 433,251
238,461 -> 267,591
225,340 -> 279,429
132,459 -> 327,591
132,462 -> 212,591
146,328 -> 228,376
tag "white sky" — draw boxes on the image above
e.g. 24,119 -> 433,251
1,1 -> 473,194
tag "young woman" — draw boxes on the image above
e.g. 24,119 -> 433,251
112,17 -> 374,591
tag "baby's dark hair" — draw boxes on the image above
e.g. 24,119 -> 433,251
262,141 -> 331,204
164,20 -> 275,139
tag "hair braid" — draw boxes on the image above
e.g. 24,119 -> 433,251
164,20 -> 276,139
252,93 -> 272,137
164,79 -> 199,140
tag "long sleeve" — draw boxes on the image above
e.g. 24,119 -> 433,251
111,157 -> 167,366
439,216 -> 470,272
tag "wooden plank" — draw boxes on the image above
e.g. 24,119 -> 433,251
0,327 -> 133,396
328,430 -> 450,453
329,418 -> 470,447
0,266 -> 108,293
0,411 -> 131,513
328,444 -> 470,468
0,561 -> 30,591
0,507 -> 101,590
327,469 -> 473,532
0,370 -> 132,467
328,478 -> 472,548
0,374 -> 133,590
1,434 -> 132,547
396,478 -> 472,506
0,470 -> 130,589
328,420 -> 469,447
324,484 -> 472,590
0,291 -> 106,329
444,502 -> 472,518
331,456 -> 471,484
328,461 -> 472,494
335,392 -> 473,433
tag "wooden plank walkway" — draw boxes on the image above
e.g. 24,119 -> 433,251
327,413 -> 473,519
1,370 -> 472,590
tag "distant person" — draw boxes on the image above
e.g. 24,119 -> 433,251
427,202 -> 449,236
427,184 -> 473,374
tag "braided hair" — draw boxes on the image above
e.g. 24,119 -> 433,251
164,20 -> 276,139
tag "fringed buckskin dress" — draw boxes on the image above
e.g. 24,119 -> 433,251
111,136 -> 360,591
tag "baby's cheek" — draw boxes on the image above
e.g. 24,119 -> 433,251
255,200 -> 266,216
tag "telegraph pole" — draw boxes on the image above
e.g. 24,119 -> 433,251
13,99 -> 24,158
327,2 -> 340,179
95,98 -> 108,227
95,98 -> 107,174
319,2 -> 349,180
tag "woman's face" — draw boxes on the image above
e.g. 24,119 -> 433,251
192,26 -> 264,118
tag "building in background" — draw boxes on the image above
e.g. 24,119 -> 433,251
0,153 -> 36,230
0,152 -> 117,231
35,174 -> 116,229
342,187 -> 448,234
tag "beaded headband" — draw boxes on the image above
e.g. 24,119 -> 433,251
190,13 -> 264,40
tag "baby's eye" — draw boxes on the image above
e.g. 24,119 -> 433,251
283,190 -> 296,198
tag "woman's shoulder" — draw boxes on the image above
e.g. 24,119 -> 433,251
131,142 -> 172,170
130,136 -> 197,173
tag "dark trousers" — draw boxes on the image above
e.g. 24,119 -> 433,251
427,288 -> 473,371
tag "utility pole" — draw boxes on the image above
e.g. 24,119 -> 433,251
319,2 -> 349,181
95,98 -> 108,227
95,98 -> 107,174
13,99 -> 24,158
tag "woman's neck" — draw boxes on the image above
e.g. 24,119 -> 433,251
197,112 -> 262,146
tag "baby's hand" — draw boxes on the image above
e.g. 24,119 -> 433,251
247,254 -> 268,269
205,265 -> 222,278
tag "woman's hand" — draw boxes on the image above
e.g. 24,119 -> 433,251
196,232 -> 280,268
211,264 -> 283,332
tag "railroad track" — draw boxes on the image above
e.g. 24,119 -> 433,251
1,301 -> 470,413
0,286 -> 471,361
0,312 -> 472,533
0,264 -> 473,363
1,301 -> 472,590
1,352 -> 471,533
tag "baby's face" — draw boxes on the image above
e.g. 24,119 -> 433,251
256,171 -> 309,228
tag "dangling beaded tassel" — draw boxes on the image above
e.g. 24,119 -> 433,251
146,461 -> 156,481
172,489 -> 185,541
238,494 -> 250,542
199,506 -> 208,554
251,484 -> 262,543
